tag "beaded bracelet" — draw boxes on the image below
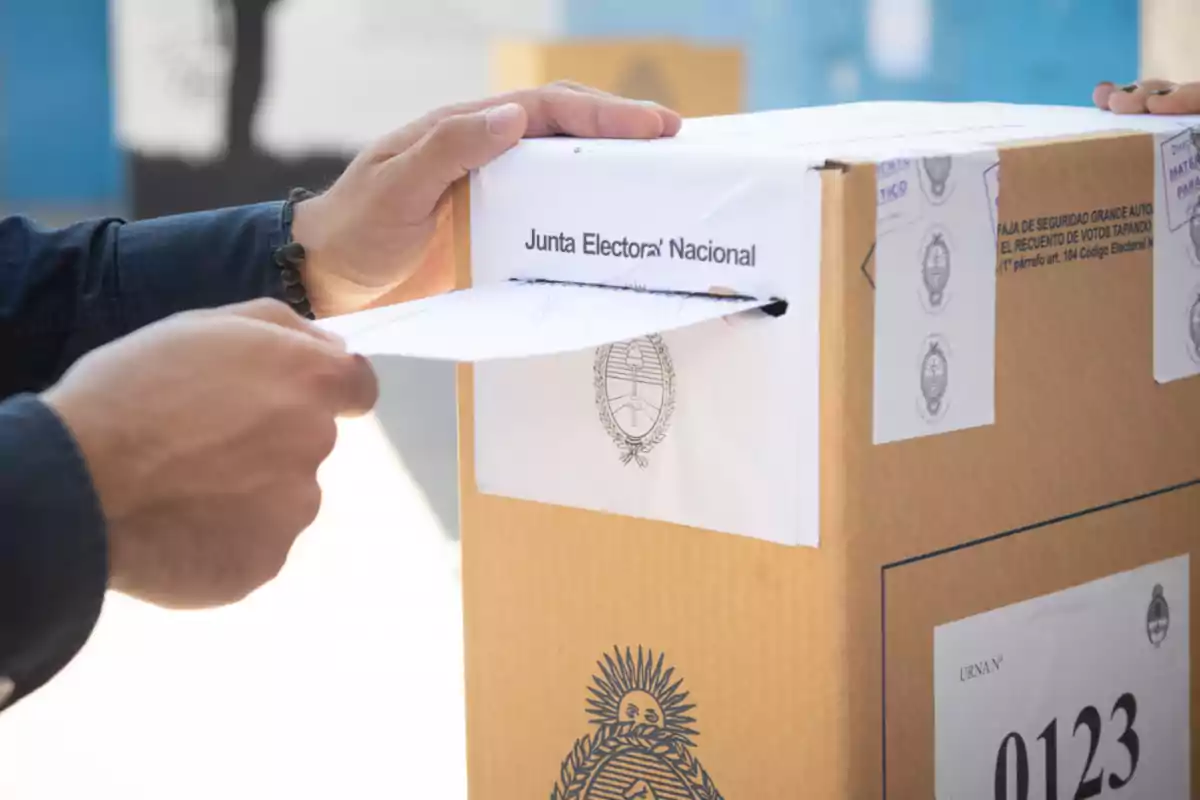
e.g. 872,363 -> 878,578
273,187 -> 319,320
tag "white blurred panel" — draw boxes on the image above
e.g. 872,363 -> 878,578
109,0 -> 229,159
110,0 -> 564,157
866,0 -> 932,81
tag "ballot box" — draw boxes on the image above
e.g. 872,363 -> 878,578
490,38 -> 743,119
320,102 -> 1200,798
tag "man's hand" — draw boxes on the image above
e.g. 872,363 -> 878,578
1093,79 -> 1200,115
290,81 -> 683,317
41,299 -> 378,609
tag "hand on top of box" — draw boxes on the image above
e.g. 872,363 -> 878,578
1093,79 -> 1200,115
291,81 -> 682,318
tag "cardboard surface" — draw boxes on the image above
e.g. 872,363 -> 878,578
490,38 -> 743,118
885,486 -> 1197,798
449,116 -> 1200,798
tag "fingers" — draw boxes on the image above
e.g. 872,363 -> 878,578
382,82 -> 685,217
327,353 -> 379,417
1107,79 -> 1176,114
222,297 -> 346,347
1095,80 -> 1147,113
1092,78 -> 1200,115
1093,81 -> 1117,110
1146,82 -> 1200,115
386,103 -> 531,216
301,348 -> 379,418
539,79 -> 614,98
525,84 -> 680,139
373,81 -> 681,158
219,299 -> 379,416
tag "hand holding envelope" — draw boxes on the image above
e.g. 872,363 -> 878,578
36,83 -> 684,614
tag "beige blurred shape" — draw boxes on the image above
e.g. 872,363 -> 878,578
1141,0 -> 1200,82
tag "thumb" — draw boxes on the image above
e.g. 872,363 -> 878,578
388,102 -> 528,215
219,297 -> 346,348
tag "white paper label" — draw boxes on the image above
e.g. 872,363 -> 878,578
469,144 -> 823,547
873,149 -> 998,445
1154,129 -> 1200,384
934,555 -> 1191,800
876,157 -> 922,236
469,137 -> 803,301
1158,129 -> 1200,235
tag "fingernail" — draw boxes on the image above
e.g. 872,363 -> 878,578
485,103 -> 523,135
1150,87 -> 1176,96
1120,83 -> 1139,93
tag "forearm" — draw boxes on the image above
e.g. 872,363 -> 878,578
115,201 -> 289,332
0,202 -> 288,397
0,394 -> 109,712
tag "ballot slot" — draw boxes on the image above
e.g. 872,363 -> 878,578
313,278 -> 783,362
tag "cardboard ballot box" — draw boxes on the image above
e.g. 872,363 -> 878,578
325,102 -> 1200,798
490,38 -> 743,119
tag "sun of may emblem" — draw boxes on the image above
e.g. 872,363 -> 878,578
1147,584 -> 1171,647
551,647 -> 723,800
595,335 -> 676,468
920,339 -> 949,418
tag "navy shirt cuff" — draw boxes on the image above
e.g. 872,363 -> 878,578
116,201 -> 288,333
0,393 -> 108,711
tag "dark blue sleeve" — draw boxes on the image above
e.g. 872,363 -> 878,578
0,202 -> 291,711
0,201 -> 289,396
0,394 -> 109,711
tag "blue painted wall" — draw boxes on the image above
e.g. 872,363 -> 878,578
565,0 -> 1140,111
0,0 -> 123,206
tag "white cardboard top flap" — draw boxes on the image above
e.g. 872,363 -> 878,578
668,101 -> 1200,157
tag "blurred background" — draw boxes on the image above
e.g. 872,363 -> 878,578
0,1 -> 1195,798
8,0 -> 1197,225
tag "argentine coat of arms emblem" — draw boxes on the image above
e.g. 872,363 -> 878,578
551,647 -> 723,800
921,231 -> 951,309
1148,583 -> 1171,648
920,338 -> 950,419
595,336 -> 676,468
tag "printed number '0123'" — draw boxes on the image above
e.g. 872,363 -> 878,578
994,692 -> 1140,800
